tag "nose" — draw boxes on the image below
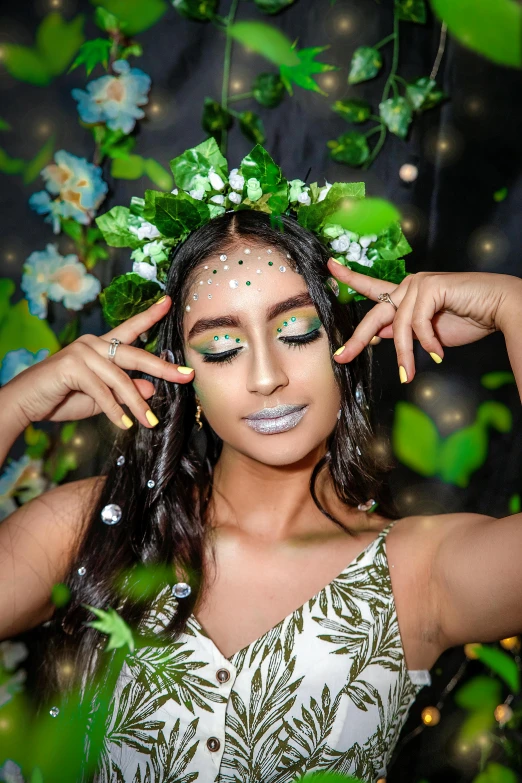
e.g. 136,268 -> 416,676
245,339 -> 289,397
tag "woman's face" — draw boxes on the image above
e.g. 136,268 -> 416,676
182,242 -> 341,466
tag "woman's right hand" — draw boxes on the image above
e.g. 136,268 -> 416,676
3,295 -> 193,431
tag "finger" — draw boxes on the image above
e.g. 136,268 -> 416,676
391,278 -> 417,383
103,294 -> 171,346
410,285 -> 445,364
327,258 -> 400,301
61,358 -> 136,431
81,333 -> 195,383
80,344 -> 162,428
333,300 -> 397,364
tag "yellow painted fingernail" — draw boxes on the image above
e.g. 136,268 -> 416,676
177,366 -> 194,374
330,257 -> 343,265
399,365 -> 408,383
121,414 -> 133,429
156,295 -> 167,304
334,345 -> 346,356
429,352 -> 443,364
146,409 -> 159,427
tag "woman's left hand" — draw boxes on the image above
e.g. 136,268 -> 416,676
326,260 -> 521,383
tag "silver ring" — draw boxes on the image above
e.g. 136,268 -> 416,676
107,338 -> 122,363
377,292 -> 398,311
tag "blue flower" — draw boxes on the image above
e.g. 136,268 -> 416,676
0,348 -> 50,386
72,59 -> 152,135
21,243 -> 101,319
29,150 -> 108,233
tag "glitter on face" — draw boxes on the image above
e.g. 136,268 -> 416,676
199,280 -> 204,285
204,266 -> 208,270
220,254 -> 227,261
267,249 -> 273,254
207,279 -> 212,284
268,261 -> 273,266
279,266 -> 286,272
224,264 -> 229,270
244,248 -> 251,254
186,305 -> 191,311
229,279 -> 239,288
193,293 -> 198,300
208,294 -> 212,299
256,269 -> 261,274
246,281 -> 251,286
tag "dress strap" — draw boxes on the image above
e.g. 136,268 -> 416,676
378,518 -> 401,539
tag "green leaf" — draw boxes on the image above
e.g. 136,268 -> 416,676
395,0 -> 426,24
238,143 -> 289,214
332,98 -> 372,123
470,646 -> 520,694
114,562 -> 177,601
348,46 -> 382,85
252,72 -> 285,107
144,158 -> 174,190
405,76 -> 436,109
99,272 -> 163,328
238,111 -> 266,145
373,221 -> 412,260
119,42 -> 143,59
228,21 -> 301,67
170,136 -> 228,191
431,0 -> 522,69
85,243 -> 109,270
253,0 -> 297,12
94,6 -> 121,31
51,582 -> 71,608
298,181 -> 365,233
280,46 -> 338,96
60,421 -> 78,444
379,96 -> 412,138
24,424 -> 51,459
68,38 -> 112,76
201,98 -> 234,139
95,206 -> 143,249
420,87 -> 447,110
327,131 -> 370,166
349,257 -> 408,288
493,186 -> 508,202
143,189 -> 210,240
0,117 -> 12,131
172,0 -> 218,21
481,370 -> 514,389
101,131 -> 136,159
438,423 -> 487,487
392,401 -> 440,476
457,708 -> 496,744
111,154 -> 145,179
83,604 -> 135,653
0,147 -> 26,175
36,12 -> 85,76
1,46 -> 51,86
30,769 -> 44,783
473,762 -> 518,783
23,134 -> 55,184
61,218 -> 84,243
325,198 -> 401,236
90,0 -> 168,36
0,279 -> 60,359
48,448 -> 78,483
508,493 -> 521,514
476,400 -> 512,432
454,674 -> 502,712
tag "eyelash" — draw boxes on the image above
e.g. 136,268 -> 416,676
201,328 -> 323,365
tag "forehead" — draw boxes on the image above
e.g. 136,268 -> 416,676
183,244 -> 313,337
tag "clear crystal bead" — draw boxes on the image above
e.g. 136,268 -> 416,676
207,279 -> 212,284
279,266 -> 286,273
147,479 -> 155,488
77,566 -> 87,576
220,254 -> 227,261
267,249 -> 272,254
224,265 -> 229,270
208,294 -> 212,299
185,305 -> 191,311
356,446 -> 362,456
256,269 -> 262,274
49,706 -> 60,717
116,456 -> 125,466
244,248 -> 251,254
229,280 -> 239,289
173,582 -> 191,599
101,503 -> 122,526
193,293 -> 199,300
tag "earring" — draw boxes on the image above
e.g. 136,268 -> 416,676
337,408 -> 342,420
195,398 -> 203,430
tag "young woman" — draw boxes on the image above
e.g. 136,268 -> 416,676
1,209 -> 521,783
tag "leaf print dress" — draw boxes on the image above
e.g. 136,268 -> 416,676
93,518 -> 431,783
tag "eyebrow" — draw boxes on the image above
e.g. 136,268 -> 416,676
187,292 -> 315,341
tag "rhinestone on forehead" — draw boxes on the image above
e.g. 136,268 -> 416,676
244,248 -> 251,254
279,265 -> 286,272
229,279 -> 239,288
220,254 -> 227,261
193,293 -> 198,300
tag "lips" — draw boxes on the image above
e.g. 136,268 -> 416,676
244,404 -> 309,434
245,403 -> 307,420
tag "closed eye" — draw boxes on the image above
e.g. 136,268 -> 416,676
201,328 -> 323,365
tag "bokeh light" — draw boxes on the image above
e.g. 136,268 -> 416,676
400,204 -> 427,242
399,163 -> 418,183
467,224 -> 510,270
424,125 -> 464,166
421,706 -> 441,726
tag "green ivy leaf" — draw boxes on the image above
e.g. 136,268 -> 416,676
395,0 -> 426,24
68,38 -> 112,76
253,0 -> 297,13
61,218 -> 84,243
36,12 -> 85,76
90,0 -> 168,36
420,87 -> 447,110
0,148 -> 26,175
327,131 -> 370,166
0,117 -> 12,131
493,187 -> 508,202
144,158 -> 174,190
201,98 -> 234,141
238,143 -> 289,214
454,674 -> 502,712
509,493 -> 521,514
373,221 -> 412,260
0,279 -> 60,359
392,401 -> 440,476
23,134 -> 55,184
325,198 -> 401,236
172,0 -> 218,21
252,72 -> 285,107
1,47 -> 51,86
228,21 -> 301,67
114,563 -> 177,601
60,421 -> 78,444
379,96 -> 412,138
476,400 -> 512,432
94,6 -> 121,31
239,111 -> 266,145
438,422 -> 487,488
170,136 -> 228,191
472,646 -> 520,694
85,243 -> 109,270
111,154 -> 146,179
280,45 -> 338,96
83,604 -> 135,653
431,0 -> 522,69
473,762 -> 518,783
95,206 -> 143,248
297,181 -> 365,233
481,370 -> 514,389
405,76 -> 436,109
143,189 -> 210,240
99,272 -> 163,328
119,42 -> 143,59
348,46 -> 382,85
332,98 -> 372,123
24,425 -> 51,459
349,257 -> 408,288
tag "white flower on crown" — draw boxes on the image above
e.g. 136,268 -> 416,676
208,166 -> 225,191
171,187 -> 179,195
210,194 -> 225,205
228,168 -> 244,191
330,234 -> 351,253
360,234 -> 378,248
346,241 -> 362,262
229,191 -> 242,205
189,188 -> 206,201
297,190 -> 311,207
317,181 -> 332,202
128,220 -> 161,241
132,260 -> 157,281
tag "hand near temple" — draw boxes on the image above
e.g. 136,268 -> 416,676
327,261 -> 522,383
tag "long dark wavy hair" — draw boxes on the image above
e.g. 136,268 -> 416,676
34,208 -> 399,775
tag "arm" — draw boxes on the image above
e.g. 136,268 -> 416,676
0,380 -> 31,469
496,276 -> 522,404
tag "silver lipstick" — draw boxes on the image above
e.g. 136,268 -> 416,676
244,404 -> 309,434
